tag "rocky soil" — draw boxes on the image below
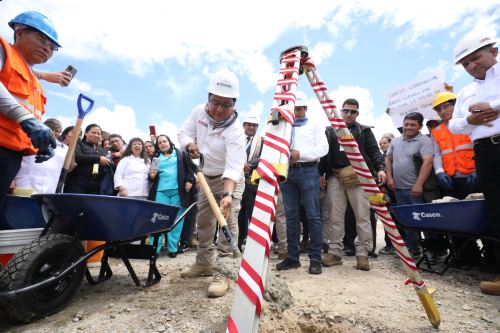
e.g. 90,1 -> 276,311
1,225 -> 499,333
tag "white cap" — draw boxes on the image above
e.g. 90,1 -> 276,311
207,69 -> 240,98
295,91 -> 308,107
243,113 -> 259,125
454,35 -> 497,64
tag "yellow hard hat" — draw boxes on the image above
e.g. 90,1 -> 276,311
432,92 -> 456,110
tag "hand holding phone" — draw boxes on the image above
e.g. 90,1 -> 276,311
149,125 -> 156,136
61,65 -> 77,87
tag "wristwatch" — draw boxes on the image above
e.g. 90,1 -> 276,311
221,191 -> 233,199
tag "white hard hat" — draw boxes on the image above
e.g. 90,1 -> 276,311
207,69 -> 240,98
295,91 -> 308,107
454,35 -> 497,64
243,113 -> 259,124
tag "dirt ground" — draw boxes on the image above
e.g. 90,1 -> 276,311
1,224 -> 500,333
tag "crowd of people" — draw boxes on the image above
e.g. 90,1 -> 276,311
1,10 -> 499,302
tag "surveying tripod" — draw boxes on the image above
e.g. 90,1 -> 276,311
227,46 -> 440,333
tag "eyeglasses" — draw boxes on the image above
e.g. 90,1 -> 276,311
209,99 -> 234,110
434,102 -> 454,113
26,28 -> 58,51
341,109 -> 359,115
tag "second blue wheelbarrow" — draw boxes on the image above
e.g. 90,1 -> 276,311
0,193 -> 195,323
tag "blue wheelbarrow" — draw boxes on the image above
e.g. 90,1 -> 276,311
0,193 -> 195,323
391,199 -> 499,274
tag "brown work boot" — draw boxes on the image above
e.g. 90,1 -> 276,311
207,274 -> 229,298
321,253 -> 343,267
355,255 -> 370,271
278,250 -> 288,260
479,277 -> 500,296
180,263 -> 213,278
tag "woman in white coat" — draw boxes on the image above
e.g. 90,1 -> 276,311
113,137 -> 149,199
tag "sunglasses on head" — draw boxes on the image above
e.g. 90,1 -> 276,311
341,109 -> 359,115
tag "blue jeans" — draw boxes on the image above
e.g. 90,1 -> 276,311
281,166 -> 323,262
395,189 -> 425,252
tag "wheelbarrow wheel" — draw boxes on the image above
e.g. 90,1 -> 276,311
0,234 -> 85,323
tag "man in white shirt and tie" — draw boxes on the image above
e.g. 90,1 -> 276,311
449,35 -> 500,296
238,113 -> 262,251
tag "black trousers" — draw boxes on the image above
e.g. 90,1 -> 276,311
474,140 -> 500,239
0,147 -> 23,215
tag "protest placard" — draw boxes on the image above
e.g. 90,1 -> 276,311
385,69 -> 445,127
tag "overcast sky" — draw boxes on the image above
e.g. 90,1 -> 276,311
1,0 -> 499,143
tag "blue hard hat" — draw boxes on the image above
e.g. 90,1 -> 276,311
8,11 -> 61,47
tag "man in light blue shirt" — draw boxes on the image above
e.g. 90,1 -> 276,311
449,35 -> 500,296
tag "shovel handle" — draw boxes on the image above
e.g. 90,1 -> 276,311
77,94 -> 94,119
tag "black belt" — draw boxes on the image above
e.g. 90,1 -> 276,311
205,174 -> 222,180
474,134 -> 500,145
290,161 -> 318,168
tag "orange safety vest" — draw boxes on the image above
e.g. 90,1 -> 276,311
0,36 -> 46,155
431,124 -> 475,176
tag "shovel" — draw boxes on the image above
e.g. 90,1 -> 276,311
55,94 -> 95,193
185,148 -> 241,258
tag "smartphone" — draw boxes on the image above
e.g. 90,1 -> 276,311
61,65 -> 77,87
149,125 -> 156,136
150,157 -> 160,171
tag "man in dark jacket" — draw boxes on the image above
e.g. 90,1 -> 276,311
320,98 -> 386,271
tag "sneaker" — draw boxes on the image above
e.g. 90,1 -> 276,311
321,253 -> 343,267
207,274 -> 229,298
309,260 -> 322,275
167,252 -> 177,258
276,258 -> 301,271
479,277 -> 500,296
355,255 -> 370,271
177,243 -> 189,254
379,246 -> 395,255
322,243 -> 329,254
181,263 -> 214,278
368,251 -> 378,259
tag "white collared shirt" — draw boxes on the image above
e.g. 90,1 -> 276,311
113,155 -> 150,197
178,104 -> 245,183
449,62 -> 500,140
14,140 -> 67,194
291,118 -> 329,162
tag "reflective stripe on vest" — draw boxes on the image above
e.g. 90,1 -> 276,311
440,143 -> 474,155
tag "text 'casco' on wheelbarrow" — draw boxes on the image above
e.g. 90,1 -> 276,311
0,193 -> 196,323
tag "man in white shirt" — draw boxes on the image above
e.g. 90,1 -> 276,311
178,69 -> 246,298
448,35 -> 500,295
276,91 -> 329,275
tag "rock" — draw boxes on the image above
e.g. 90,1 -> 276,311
110,314 -> 116,319
157,325 -> 166,332
73,317 -> 80,322
462,304 -> 471,311
480,315 -> 492,323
